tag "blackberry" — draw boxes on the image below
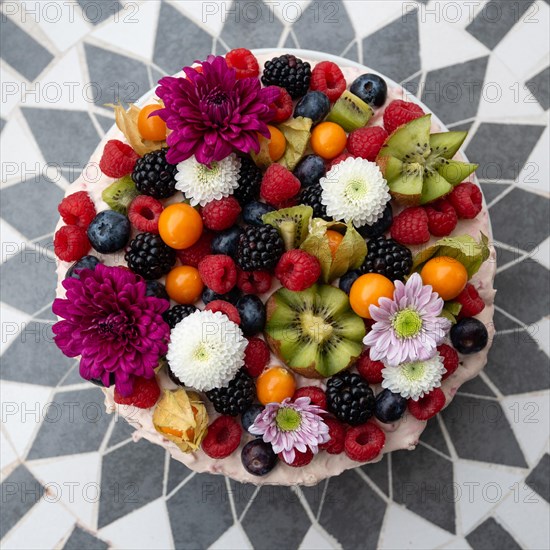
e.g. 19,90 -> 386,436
236,225 -> 284,271
300,183 -> 331,221
206,370 -> 256,416
261,54 -> 311,99
357,203 -> 393,239
131,148 -> 178,199
361,235 -> 412,282
125,232 -> 176,280
234,156 -> 262,205
163,305 -> 198,329
326,372 -> 375,426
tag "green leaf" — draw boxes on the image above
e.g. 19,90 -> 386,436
441,301 -> 462,324
277,117 -> 313,171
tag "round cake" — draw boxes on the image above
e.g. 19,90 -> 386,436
53,49 -> 496,485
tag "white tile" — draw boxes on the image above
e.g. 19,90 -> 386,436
299,525 -> 337,550
0,429 -> 18,471
531,316 -> 549,356
343,1 -> 404,39
517,126 -> 549,195
1,65 -> 25,117
179,0 -> 226,36
441,536 -> 472,549
210,524 -> 252,550
270,0 -> 311,28
0,301 -> 31,353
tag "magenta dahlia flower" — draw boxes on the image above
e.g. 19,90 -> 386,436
364,273 -> 451,367
52,265 -> 170,396
249,397 -> 329,463
155,55 -> 279,165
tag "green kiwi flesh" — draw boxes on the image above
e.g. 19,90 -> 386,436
325,91 -> 373,132
102,175 -> 139,214
262,205 -> 313,250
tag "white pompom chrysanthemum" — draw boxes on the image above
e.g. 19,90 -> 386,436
166,310 -> 247,391
175,154 -> 241,206
320,157 -> 390,227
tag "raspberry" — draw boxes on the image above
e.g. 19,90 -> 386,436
347,126 -> 388,161
383,100 -> 425,135
328,152 -> 353,169
99,139 -> 140,179
176,231 -> 214,268
449,183 -> 482,219
293,386 -> 327,410
310,61 -> 346,102
275,250 -> 321,291
205,300 -> 241,324
345,422 -> 385,462
455,283 -> 485,319
202,416 -> 242,459
243,337 -> 270,377
356,350 -> 384,384
225,48 -> 259,79
198,255 -> 237,294
236,269 -> 272,294
425,198 -> 458,237
114,376 -> 160,408
260,164 -> 301,208
269,86 -> 293,123
58,191 -> 96,229
54,225 -> 91,262
407,387 -> 446,420
279,448 -> 314,467
128,195 -> 163,233
319,417 -> 346,454
437,344 -> 459,380
391,207 -> 431,245
201,197 -> 241,231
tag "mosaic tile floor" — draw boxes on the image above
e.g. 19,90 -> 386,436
1,1 -> 549,548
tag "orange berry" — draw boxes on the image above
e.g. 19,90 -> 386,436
266,125 -> 286,161
349,273 -> 395,319
326,230 -> 344,258
158,203 -> 203,250
310,122 -> 347,160
256,366 -> 296,405
165,265 -> 203,304
420,256 -> 468,301
137,104 -> 167,141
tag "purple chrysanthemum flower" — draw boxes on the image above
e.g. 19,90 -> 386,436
249,397 -> 329,463
155,55 -> 280,166
364,273 -> 451,367
52,265 -> 170,396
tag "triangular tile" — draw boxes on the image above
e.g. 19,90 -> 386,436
480,182 -> 510,204
299,525 -> 336,550
211,524 -> 252,550
0,430 -> 18,470
361,453 -> 390,495
0,301 -> 30,351
1,65 -> 25,118
94,114 -> 115,134
440,536 -> 472,549
344,1 -> 404,39
517,125 -> 549,195
458,375 -> 496,397
420,417 -> 450,455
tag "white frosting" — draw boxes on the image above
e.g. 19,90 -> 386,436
54,54 -> 496,486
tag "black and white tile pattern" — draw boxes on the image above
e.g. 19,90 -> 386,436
1,1 -> 548,548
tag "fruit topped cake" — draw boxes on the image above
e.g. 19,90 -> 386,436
53,48 -> 495,485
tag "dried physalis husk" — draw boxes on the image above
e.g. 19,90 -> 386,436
153,389 -> 208,453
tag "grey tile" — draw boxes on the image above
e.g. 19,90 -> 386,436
166,457 -> 191,495
393,445 -> 455,533
319,470 -> 386,549
362,10 -> 421,83
422,57 -> 489,125
442,395 -> 527,467
421,418 -> 450,455
1,321 -> 73,386
61,363 -> 87,386
494,245 -> 521,267
284,31 -> 299,49
154,2 -> 213,74
361,453 -> 390,495
77,0 -> 122,25
467,0 -> 536,50
0,176 -> 63,240
465,123 -> 545,181
168,473 -> 233,549
221,0 -> 284,51
300,480 -> 326,517
292,1 -> 355,56
458,376 -> 496,397
213,38 -> 228,55
466,517 -> 522,550
62,168 -> 81,184
449,121 -> 474,132
99,439 -> 165,528
402,72 -> 422,97
63,526 -> 108,550
151,68 -> 165,86
0,464 -> 44,539
0,17 -> 53,81
28,387 -> 111,460
0,117 -> 6,133
108,417 -> 135,448
95,114 -> 115,134
343,41 -> 359,63
492,309 -> 522,331
480,182 -> 510,204
229,479 -> 257,519
526,66 -> 549,111
525,453 -> 550,503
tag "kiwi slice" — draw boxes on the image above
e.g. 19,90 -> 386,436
264,284 -> 365,378
102,175 -> 139,214
376,115 -> 478,205
262,205 -> 313,250
325,90 -> 373,132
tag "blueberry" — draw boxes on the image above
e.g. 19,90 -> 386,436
293,154 -> 326,188
242,201 -> 275,226
357,203 -> 393,239
202,286 -> 242,305
89,372 -> 115,388
241,439 -> 278,476
241,404 -> 265,435
374,389 -> 407,423
212,226 -> 243,256
146,280 -> 170,301
294,91 -> 331,125
339,270 -> 361,294
350,73 -> 388,107
65,255 -> 101,279
87,210 -> 130,254
451,318 -> 488,354
236,294 -> 266,336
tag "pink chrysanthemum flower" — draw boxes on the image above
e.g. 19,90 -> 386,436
364,273 -> 451,367
52,265 -> 170,396
155,55 -> 279,165
249,397 -> 329,463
